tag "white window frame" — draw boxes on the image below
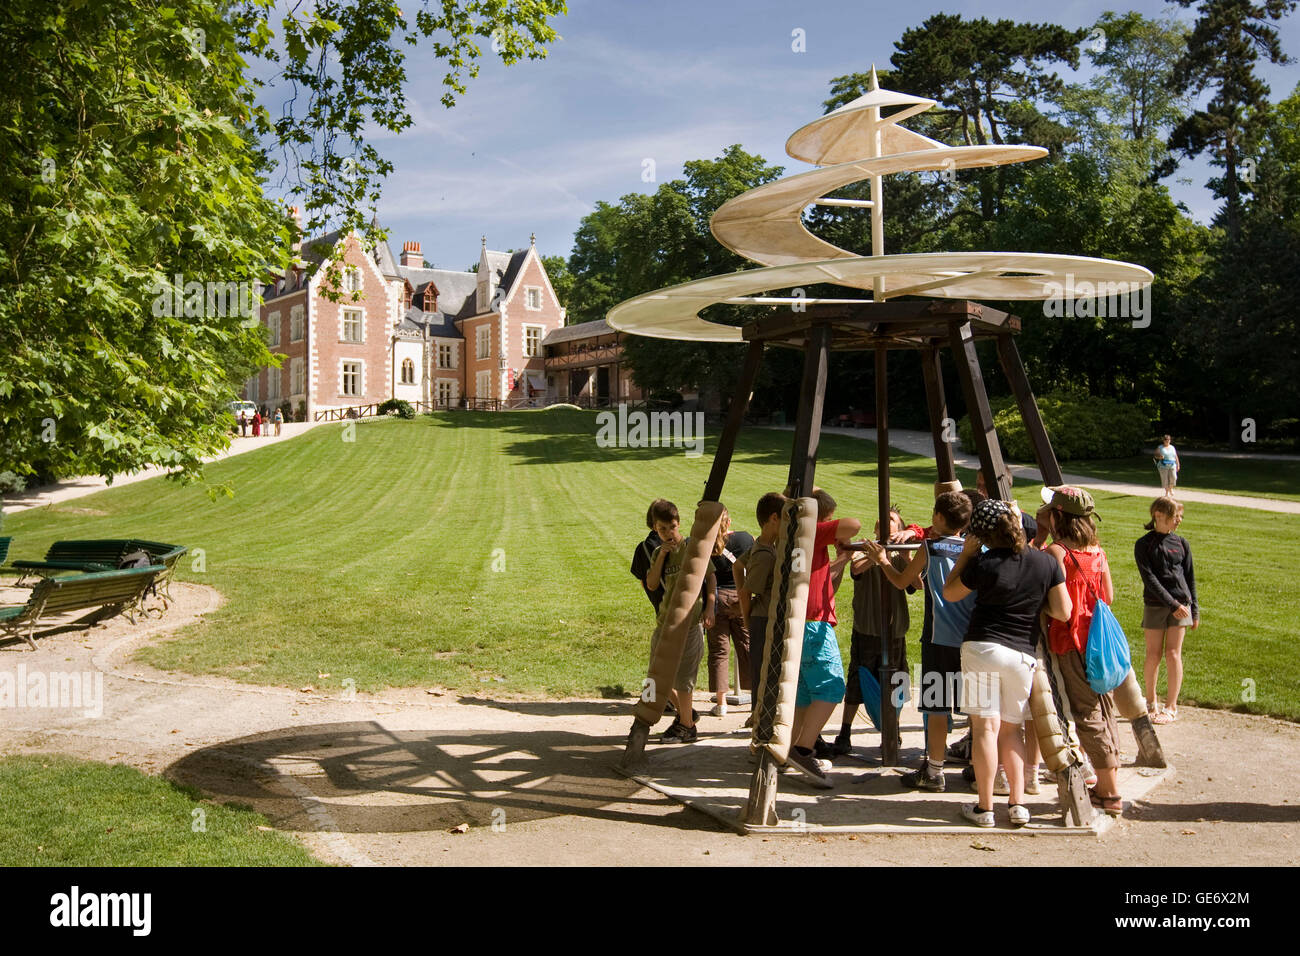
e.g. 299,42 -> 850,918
343,266 -> 363,294
437,342 -> 455,369
523,324 -> 543,358
290,357 -> 305,396
248,376 -> 260,403
437,379 -> 454,405
476,370 -> 490,399
290,305 -> 304,342
401,357 -> 415,385
267,367 -> 281,402
341,360 -> 363,398
476,325 -> 490,360
341,307 -> 364,344
267,311 -> 281,347
525,286 -> 542,311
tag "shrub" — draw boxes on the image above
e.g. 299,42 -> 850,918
377,398 -> 416,419
958,391 -> 1149,461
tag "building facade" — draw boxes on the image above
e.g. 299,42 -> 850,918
248,221 -> 567,418
540,319 -> 646,406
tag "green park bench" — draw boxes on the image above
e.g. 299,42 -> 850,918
0,537 -> 10,566
10,538 -> 188,607
0,565 -> 167,649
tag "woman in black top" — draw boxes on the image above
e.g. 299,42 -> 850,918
944,499 -> 1071,828
1135,496 -> 1199,724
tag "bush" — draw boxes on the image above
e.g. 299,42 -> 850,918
958,391 -> 1149,461
377,398 -> 415,419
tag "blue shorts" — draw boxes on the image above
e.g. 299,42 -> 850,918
796,620 -> 846,707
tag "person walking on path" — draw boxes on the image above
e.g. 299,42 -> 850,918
1135,496 -> 1199,724
1154,435 -> 1180,495
238,411 -> 248,437
274,408 -> 284,436
251,410 -> 261,437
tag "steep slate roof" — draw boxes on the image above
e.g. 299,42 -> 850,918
541,318 -> 618,346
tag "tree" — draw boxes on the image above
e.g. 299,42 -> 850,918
0,0 -> 566,484
1164,0 -> 1296,239
565,146 -> 784,408
541,254 -> 574,311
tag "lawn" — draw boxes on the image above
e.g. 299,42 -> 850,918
0,755 -> 323,865
3,410 -> 1297,720
1054,454 -> 1300,502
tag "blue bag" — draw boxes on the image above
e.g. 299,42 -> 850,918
1084,599 -> 1131,694
858,666 -> 905,731
1066,550 -> 1132,694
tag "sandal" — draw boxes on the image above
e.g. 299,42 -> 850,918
1151,709 -> 1173,725
1088,788 -> 1123,816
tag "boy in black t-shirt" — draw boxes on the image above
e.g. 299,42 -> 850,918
631,499 -> 674,614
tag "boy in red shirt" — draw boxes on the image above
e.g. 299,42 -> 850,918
786,488 -> 861,786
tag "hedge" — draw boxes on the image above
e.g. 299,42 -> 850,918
958,391 -> 1149,461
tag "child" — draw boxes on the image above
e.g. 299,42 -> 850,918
645,501 -> 716,743
786,488 -> 860,786
630,500 -> 671,615
274,407 -> 284,436
738,493 -> 785,703
1135,496 -> 1198,724
868,490 -> 976,792
836,506 -> 911,755
706,506 -> 754,716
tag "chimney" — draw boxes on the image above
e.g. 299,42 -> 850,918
290,205 -> 303,256
401,241 -> 422,268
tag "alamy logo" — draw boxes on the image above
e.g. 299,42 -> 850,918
595,404 -> 705,458
1041,274 -> 1150,329
152,275 -> 257,325
50,886 -> 151,936
0,665 -> 102,718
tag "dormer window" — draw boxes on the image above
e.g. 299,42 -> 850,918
343,266 -> 363,294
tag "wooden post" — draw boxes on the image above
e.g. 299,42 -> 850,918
920,345 -> 957,483
786,325 -> 832,498
949,321 -> 1011,501
744,324 -> 831,827
875,346 -> 899,766
703,340 -> 764,502
995,334 -> 1063,487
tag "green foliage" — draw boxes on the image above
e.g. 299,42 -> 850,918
377,398 -> 415,419
959,391 -> 1150,461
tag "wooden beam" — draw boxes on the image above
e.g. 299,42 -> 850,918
874,345 -> 899,767
949,320 -> 1012,501
920,345 -> 956,482
703,340 -> 764,502
995,334 -> 1064,487
786,323 -> 832,498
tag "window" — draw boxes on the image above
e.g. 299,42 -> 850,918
476,370 -> 490,398
342,309 -> 363,343
290,357 -> 305,396
437,380 -> 453,406
342,361 -> 361,397
248,375 -> 260,403
401,357 -> 415,384
267,367 -> 281,402
525,287 -> 542,310
290,305 -> 304,342
267,311 -> 281,347
524,325 -> 542,357
343,266 -> 363,294
476,325 -> 490,359
437,343 -> 454,369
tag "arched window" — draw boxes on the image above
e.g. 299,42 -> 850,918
401,357 -> 415,384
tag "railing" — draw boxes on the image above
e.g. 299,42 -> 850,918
316,396 -> 684,419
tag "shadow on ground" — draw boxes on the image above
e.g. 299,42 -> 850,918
167,721 -> 710,835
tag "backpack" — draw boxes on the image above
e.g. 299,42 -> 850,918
1065,550 -> 1131,694
118,549 -> 158,598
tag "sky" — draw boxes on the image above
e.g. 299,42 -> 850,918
269,0 -> 1300,271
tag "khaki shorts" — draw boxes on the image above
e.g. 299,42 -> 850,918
1142,606 -> 1193,630
960,640 -> 1037,724
649,618 -> 704,696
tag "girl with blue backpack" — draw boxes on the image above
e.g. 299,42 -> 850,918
1041,486 -> 1124,817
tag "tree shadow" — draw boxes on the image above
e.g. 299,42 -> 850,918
1125,800 -> 1300,824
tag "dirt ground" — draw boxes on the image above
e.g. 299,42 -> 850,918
1,582 -> 1296,866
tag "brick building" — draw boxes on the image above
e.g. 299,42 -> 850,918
247,219 -> 567,418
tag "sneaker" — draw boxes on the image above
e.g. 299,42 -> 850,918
900,763 -> 945,792
813,737 -> 835,761
830,733 -> 853,756
962,764 -> 977,784
1025,766 -> 1040,795
993,768 -> 1010,795
1008,804 -> 1031,828
661,720 -> 698,744
710,702 -> 728,717
946,732 -> 972,764
786,747 -> 833,789
961,803 -> 995,828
